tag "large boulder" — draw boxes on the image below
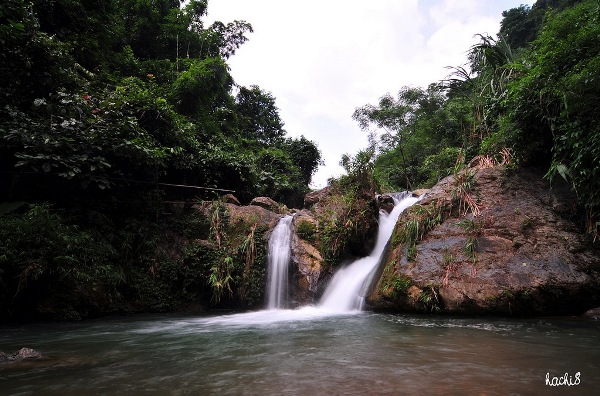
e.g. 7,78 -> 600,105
368,166 -> 600,316
193,200 -> 281,234
221,194 -> 241,206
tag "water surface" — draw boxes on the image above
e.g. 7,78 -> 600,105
1,311 -> 598,395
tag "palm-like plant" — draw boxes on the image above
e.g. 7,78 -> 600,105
445,34 -> 517,145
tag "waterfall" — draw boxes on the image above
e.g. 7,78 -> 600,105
319,193 -> 419,312
266,215 -> 294,309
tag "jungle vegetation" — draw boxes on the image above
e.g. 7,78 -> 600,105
351,0 -> 599,236
1,0 -> 598,320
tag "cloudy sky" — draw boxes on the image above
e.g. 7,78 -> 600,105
204,0 -> 534,188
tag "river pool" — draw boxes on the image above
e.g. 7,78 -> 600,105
1,309 -> 599,395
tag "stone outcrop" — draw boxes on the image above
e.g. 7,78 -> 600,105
285,183 -> 379,303
188,166 -> 599,316
250,197 -> 283,213
368,166 -> 600,316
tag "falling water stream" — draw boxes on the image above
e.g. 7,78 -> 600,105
266,215 -> 293,309
2,194 -> 599,394
319,192 -> 419,311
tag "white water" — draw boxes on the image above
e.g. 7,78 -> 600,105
227,193 -> 419,326
266,215 -> 294,309
319,193 -> 420,311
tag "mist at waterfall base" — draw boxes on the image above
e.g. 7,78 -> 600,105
3,195 -> 600,394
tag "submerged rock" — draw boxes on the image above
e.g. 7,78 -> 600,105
368,166 -> 600,316
583,307 -> 600,319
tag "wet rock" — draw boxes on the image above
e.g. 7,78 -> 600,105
15,348 -> 44,360
369,166 -> 600,316
583,307 -> 600,319
376,194 -> 395,214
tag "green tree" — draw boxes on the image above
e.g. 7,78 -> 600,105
353,85 -> 463,190
171,57 -> 233,118
284,136 -> 322,185
236,85 -> 286,145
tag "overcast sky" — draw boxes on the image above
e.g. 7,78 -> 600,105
204,0 -> 535,188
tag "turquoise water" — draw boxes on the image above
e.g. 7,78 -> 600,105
1,311 -> 599,395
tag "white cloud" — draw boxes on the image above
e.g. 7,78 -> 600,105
204,0 -> 535,189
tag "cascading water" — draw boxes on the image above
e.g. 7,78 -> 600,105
266,215 -> 294,309
203,193 -> 419,325
319,192 -> 420,312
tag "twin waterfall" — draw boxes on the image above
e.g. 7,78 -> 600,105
266,193 -> 419,312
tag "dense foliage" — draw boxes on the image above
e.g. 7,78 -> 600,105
0,0 -> 321,207
353,0 -> 598,235
0,0 -> 321,320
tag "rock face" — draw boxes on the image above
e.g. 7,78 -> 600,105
368,166 -> 600,316
290,210 -> 323,305
284,183 -> 379,303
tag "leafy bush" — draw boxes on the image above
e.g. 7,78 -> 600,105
296,220 -> 316,242
0,204 -> 120,319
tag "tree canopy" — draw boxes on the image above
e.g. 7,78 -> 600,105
0,0 -> 321,208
